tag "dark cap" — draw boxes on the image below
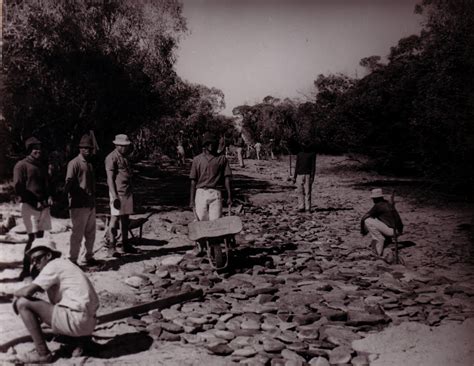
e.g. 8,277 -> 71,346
202,132 -> 217,145
25,137 -> 42,150
78,135 -> 94,148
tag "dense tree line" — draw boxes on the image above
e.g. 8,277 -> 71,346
1,0 -> 236,178
235,0 -> 474,190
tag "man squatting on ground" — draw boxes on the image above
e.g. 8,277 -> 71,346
64,135 -> 98,266
105,134 -> 137,256
13,238 -> 99,364
293,144 -> 317,213
189,132 -> 233,223
13,137 -> 53,280
360,188 -> 404,257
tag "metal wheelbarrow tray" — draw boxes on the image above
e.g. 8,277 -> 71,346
188,215 -> 243,270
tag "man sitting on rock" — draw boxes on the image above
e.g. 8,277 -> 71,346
360,188 -> 403,258
13,238 -> 99,364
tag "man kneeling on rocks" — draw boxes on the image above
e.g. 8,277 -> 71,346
360,188 -> 403,257
13,238 -> 99,363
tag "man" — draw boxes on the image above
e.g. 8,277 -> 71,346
13,238 -> 99,363
65,134 -> 97,266
360,188 -> 404,257
190,132 -> 232,222
105,134 -> 136,256
292,143 -> 317,212
254,141 -> 262,160
13,137 -> 52,280
235,133 -> 245,168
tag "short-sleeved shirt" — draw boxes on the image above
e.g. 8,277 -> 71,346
33,258 -> 99,315
368,199 -> 404,232
295,151 -> 316,175
190,152 -> 232,189
105,149 -> 132,196
13,156 -> 49,206
65,154 -> 95,208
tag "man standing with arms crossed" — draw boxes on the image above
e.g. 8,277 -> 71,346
105,134 -> 137,256
64,134 -> 98,266
13,137 -> 52,280
190,132 -> 233,223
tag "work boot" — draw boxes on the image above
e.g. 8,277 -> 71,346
123,244 -> 138,254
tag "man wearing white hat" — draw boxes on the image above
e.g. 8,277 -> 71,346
104,134 -> 136,256
360,188 -> 404,257
13,238 -> 99,363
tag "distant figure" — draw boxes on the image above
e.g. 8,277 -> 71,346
104,134 -> 136,256
360,188 -> 403,257
269,139 -> 275,160
190,132 -> 233,222
64,135 -> 97,266
292,144 -> 316,212
13,137 -> 52,280
13,239 -> 99,364
235,133 -> 245,168
254,142 -> 262,160
177,140 -> 186,166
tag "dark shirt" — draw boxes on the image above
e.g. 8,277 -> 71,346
105,149 -> 133,196
13,156 -> 50,206
295,151 -> 316,175
190,152 -> 232,189
368,199 -> 404,233
65,154 -> 95,208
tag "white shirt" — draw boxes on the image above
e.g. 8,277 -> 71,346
33,258 -> 99,314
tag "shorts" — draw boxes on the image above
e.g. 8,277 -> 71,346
21,203 -> 52,234
109,192 -> 134,216
52,305 -> 96,337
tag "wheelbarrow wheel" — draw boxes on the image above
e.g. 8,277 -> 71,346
210,243 -> 224,269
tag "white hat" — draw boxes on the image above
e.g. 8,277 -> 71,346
113,134 -> 131,146
370,188 -> 384,198
26,238 -> 61,257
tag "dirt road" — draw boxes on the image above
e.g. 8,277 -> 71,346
0,155 -> 473,365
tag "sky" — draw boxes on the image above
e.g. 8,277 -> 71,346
175,0 -> 422,116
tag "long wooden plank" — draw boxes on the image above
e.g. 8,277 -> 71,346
0,289 -> 203,352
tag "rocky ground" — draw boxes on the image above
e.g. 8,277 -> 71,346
0,155 -> 473,365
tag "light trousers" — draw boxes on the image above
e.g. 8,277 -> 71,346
69,207 -> 96,261
236,147 -> 245,167
195,188 -> 222,221
364,217 -> 394,255
296,174 -> 314,210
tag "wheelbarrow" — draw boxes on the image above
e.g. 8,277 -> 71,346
188,207 -> 243,270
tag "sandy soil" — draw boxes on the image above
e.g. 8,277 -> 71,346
0,154 -> 473,365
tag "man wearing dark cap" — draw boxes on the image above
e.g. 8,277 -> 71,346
12,238 -> 99,363
13,137 -> 52,279
190,132 -> 233,222
104,134 -> 136,255
65,134 -> 97,265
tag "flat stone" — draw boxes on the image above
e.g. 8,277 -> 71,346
294,313 -> 321,326
282,349 -> 306,363
297,327 -> 319,340
241,319 -> 261,330
351,354 -> 369,366
247,286 -> 279,297
309,356 -> 330,366
159,321 -> 183,333
287,342 -> 308,352
346,310 -> 389,326
233,346 -> 258,357
207,343 -> 233,356
256,294 -> 275,304
160,255 -> 184,266
229,336 -> 254,350
159,330 -> 181,341
214,330 -> 236,340
161,308 -> 182,321
323,327 -> 361,347
124,275 -> 149,288
155,270 -> 170,279
263,338 -> 286,353
329,346 -> 352,364
181,333 -> 201,344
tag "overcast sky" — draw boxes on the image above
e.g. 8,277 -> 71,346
175,0 -> 422,115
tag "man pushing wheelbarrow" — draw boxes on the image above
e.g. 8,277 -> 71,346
188,132 -> 241,269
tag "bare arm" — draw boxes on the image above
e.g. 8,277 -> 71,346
225,176 -> 232,206
190,179 -> 196,208
106,170 -> 118,200
14,283 -> 42,298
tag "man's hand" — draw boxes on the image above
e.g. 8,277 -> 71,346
113,198 -> 121,210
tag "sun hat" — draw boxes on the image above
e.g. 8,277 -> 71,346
370,188 -> 384,198
26,238 -> 61,257
78,134 -> 94,148
202,132 -> 218,145
113,134 -> 131,146
25,137 -> 42,150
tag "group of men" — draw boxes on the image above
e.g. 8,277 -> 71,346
9,130 -> 403,363
13,133 -> 136,279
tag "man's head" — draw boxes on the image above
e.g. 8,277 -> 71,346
25,137 -> 42,160
27,238 -> 61,272
78,134 -> 94,159
113,134 -> 131,155
370,188 -> 384,202
202,132 -> 218,154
